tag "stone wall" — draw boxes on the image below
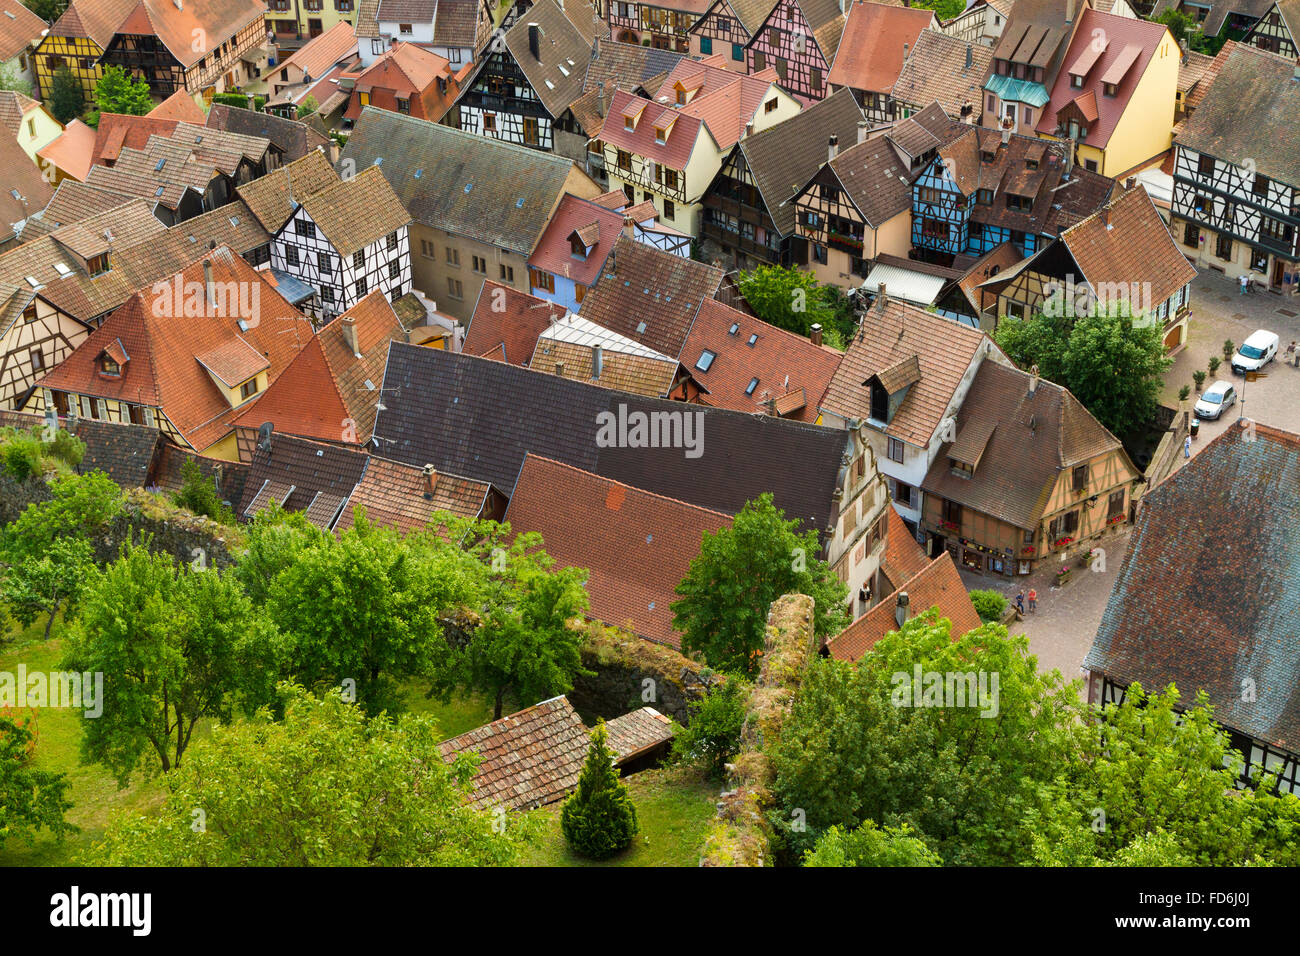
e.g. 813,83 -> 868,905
699,592 -> 818,867
92,490 -> 245,569
568,621 -> 717,725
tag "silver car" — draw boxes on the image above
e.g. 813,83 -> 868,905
1194,380 -> 1237,420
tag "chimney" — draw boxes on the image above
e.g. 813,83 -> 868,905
1029,364 -> 1039,397
876,283 -> 888,311
1101,205 -> 1111,230
341,314 -> 359,355
528,23 -> 540,60
828,134 -> 838,161
894,591 -> 909,630
1125,176 -> 1136,189
592,344 -> 603,380
555,361 -> 565,376
1066,0 -> 1074,21
1001,124 -> 1011,146
421,463 -> 435,500
597,81 -> 608,118
810,323 -> 823,346
902,42 -> 910,62
857,119 -> 868,145
202,259 -> 214,308
965,43 -> 973,71
744,121 -> 754,138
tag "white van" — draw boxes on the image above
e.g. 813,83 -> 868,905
1232,329 -> 1279,374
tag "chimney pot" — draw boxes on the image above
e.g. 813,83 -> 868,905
810,323 -> 823,346
555,361 -> 565,376
202,259 -> 214,308
965,43 -> 973,70
592,344 -> 603,380
422,463 -> 435,499
828,134 -> 838,161
341,315 -> 359,355
877,283 -> 888,310
894,591 -> 909,629
1029,364 -> 1040,396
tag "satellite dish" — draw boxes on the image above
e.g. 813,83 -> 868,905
257,421 -> 274,450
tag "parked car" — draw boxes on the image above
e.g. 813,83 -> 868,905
1194,380 -> 1237,420
1232,329 -> 1279,374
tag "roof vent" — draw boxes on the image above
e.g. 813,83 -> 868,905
894,591 -> 909,629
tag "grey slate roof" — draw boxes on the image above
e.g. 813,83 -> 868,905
371,344 -> 849,535
339,107 -> 581,253
206,104 -> 332,163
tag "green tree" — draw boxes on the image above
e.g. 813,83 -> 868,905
0,62 -> 32,97
671,676 -> 748,777
232,506 -> 326,606
94,65 -> 153,116
0,536 -> 93,640
22,0 -> 69,20
93,684 -> 529,865
769,611 -> 1079,864
560,720 -> 638,859
2,470 -> 122,559
1156,8 -> 1195,44
171,458 -> 235,525
673,493 -> 848,676
737,265 -> 845,348
991,308 -> 1071,384
48,65 -> 84,124
968,588 -> 1007,624
0,714 -> 76,849
298,94 -> 318,117
64,545 -> 274,783
803,821 -> 942,867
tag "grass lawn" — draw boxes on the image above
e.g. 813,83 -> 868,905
520,764 -> 719,867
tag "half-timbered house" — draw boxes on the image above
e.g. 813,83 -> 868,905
687,0 -> 775,66
825,1 -> 936,121
981,0 -> 1085,139
700,86 -> 864,270
890,28 -> 995,121
1169,44 -> 1300,291
526,192 -> 625,311
921,359 -> 1140,575
1243,0 -> 1300,55
940,0 -> 1012,46
1148,0 -> 1270,41
268,164 -> 412,321
362,0 -> 487,67
609,0 -> 711,50
744,0 -> 845,102
34,0 -> 136,100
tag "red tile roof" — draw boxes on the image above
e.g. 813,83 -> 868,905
274,19 -> 358,81
333,456 -> 492,533
503,454 -> 733,648
37,246 -> 315,452
462,280 -> 567,366
680,298 -> 841,422
148,89 -> 207,124
110,0 -> 266,69
526,193 -> 624,289
90,113 -> 181,167
0,0 -> 46,62
826,552 -> 982,660
826,1 -> 937,93
881,505 -> 928,588
37,120 -> 98,183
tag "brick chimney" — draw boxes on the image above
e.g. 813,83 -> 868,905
810,323 -> 823,346
421,463 -> 435,500
876,282 -> 888,311
555,361 -> 565,376
1029,364 -> 1040,396
341,314 -> 359,355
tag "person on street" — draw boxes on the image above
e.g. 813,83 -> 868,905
1240,274 -> 1250,295
1015,592 -> 1025,616
1028,588 -> 1037,613
1185,434 -> 1192,458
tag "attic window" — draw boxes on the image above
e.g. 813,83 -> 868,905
745,377 -> 759,395
676,90 -> 686,105
695,349 -> 716,371
746,333 -> 758,347
155,186 -> 164,197
53,262 -> 71,277
154,158 -> 165,171
1103,82 -> 1117,97
624,115 -> 635,130
464,183 -> 473,193
570,235 -> 588,259
981,150 -> 995,163
654,127 -> 667,144
1025,158 -> 1039,170
728,322 -> 739,335
100,357 -> 121,377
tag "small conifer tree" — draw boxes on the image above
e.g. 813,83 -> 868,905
560,720 -> 638,859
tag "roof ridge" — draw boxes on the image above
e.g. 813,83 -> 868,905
356,106 -> 579,168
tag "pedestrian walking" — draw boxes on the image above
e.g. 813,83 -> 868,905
1240,274 -> 1249,295
1015,591 -> 1025,615
1028,588 -> 1037,613
1184,434 -> 1192,458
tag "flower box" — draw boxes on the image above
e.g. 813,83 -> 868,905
940,520 -> 960,532
1106,513 -> 1125,525
1053,536 -> 1074,549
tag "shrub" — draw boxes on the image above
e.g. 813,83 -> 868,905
1192,369 -> 1206,391
1,433 -> 43,481
172,458 -> 236,525
560,721 -> 638,859
1223,339 -> 1234,361
45,428 -> 85,469
1178,385 -> 1191,402
672,676 -> 748,777
969,589 -> 1008,624
1208,356 -> 1221,376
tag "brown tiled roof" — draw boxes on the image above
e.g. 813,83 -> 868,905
20,181 -> 136,242
951,240 -> 1026,315
206,104 -> 332,163
821,297 -> 989,447
334,456 -> 492,533
0,89 -> 40,138
1085,423 -> 1300,755
503,454 -> 733,648
1177,43 -> 1300,186
823,133 -> 914,228
891,27 -> 995,116
826,552 -> 981,660
579,235 -> 723,359
881,504 -> 927,588
826,1 -> 936,94
48,0 -> 136,49
0,411 -> 163,488
531,314 -> 681,397
36,120 -> 97,184
1057,186 -> 1198,311
492,0 -> 594,117
462,279 -> 567,366
108,0 -> 266,69
604,707 -> 674,762
921,360 -> 1130,530
294,164 -> 409,257
581,40 -> 688,96
232,291 -> 408,445
90,113 -> 179,166
0,137 -> 54,243
355,0 -> 381,36
236,150 -> 340,233
274,19 -> 358,79
149,442 -> 249,505
238,433 -> 370,525
0,0 -> 47,61
438,696 -> 591,810
733,86 -> 865,238
1177,49 -> 1215,94
681,298 -> 841,422
527,193 -> 623,289
1182,40 -> 1236,114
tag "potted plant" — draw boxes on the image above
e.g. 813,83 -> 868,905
1193,369 -> 1207,392
1208,355 -> 1221,377
1056,564 -> 1071,586
1223,339 -> 1235,362
1178,384 -> 1191,403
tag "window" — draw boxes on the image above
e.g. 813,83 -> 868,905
446,277 -> 463,299
701,36 -> 712,54
663,199 -> 675,220
987,93 -> 995,111
1182,220 -> 1199,247
30,349 -> 42,372
746,333 -> 758,347
22,304 -> 36,323
764,97 -> 777,113
1253,173 -> 1270,198
284,244 -> 299,267
353,249 -> 366,270
695,349 -> 716,372
1072,464 -> 1088,492
753,51 -> 765,71
977,188 -> 993,206
355,277 -> 368,297
888,437 -> 905,463
1049,510 -> 1079,542
732,43 -> 744,61
484,113 -> 496,132
389,260 -> 400,280
745,377 -> 759,395
100,357 -> 120,377
500,264 -> 514,282
446,246 -> 459,266
811,67 -> 822,92
420,239 -> 434,258
523,117 -> 539,145
812,243 -> 827,264
1107,489 -> 1124,519
1197,153 -> 1215,178
1070,73 -> 1084,88
531,269 -> 555,293
322,286 -> 335,304
472,255 -> 487,275
318,251 -> 332,273
773,57 -> 787,80
396,97 -> 410,114
942,499 -> 962,526
399,23 -> 413,34
1023,105 -> 1032,124
1084,159 -> 1098,172
1216,233 -> 1233,260
617,149 -> 631,171
1006,193 -> 1032,211
240,379 -> 258,401
387,231 -> 398,251
893,480 -> 914,507
869,382 -> 888,423
1103,82 -> 1117,97
336,0 -> 353,9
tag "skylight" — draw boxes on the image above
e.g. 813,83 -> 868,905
53,263 -> 71,277
464,183 -> 473,193
728,322 -> 739,335
745,377 -> 759,395
747,333 -> 758,347
154,158 -> 165,171
695,350 -> 716,372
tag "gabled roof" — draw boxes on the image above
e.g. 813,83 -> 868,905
238,433 -> 369,527
826,1 -> 937,93
0,410 -> 164,488
733,86 -> 865,238
527,192 -> 624,288
462,279 -> 567,365
232,291 -> 409,445
38,247 -> 315,451
19,180 -> 136,242
334,455 -> 492,533
681,298 -> 841,422
275,19 -> 358,80
820,133 -> 914,229
149,89 -> 207,123
355,0 -> 381,37
373,344 -> 850,533
826,553 -> 981,660
90,113 -> 180,167
1056,186 -> 1197,310
292,164 -> 410,257
578,235 -> 724,359
531,313 -> 681,397
921,359 -> 1130,530
1176,43 -> 1300,186
35,121 -> 95,185
236,150 -> 340,233
652,58 -> 785,151
695,0 -> 780,36
880,504 -> 928,588
48,0 -> 137,49
108,0 -> 266,69
492,0 -> 595,117
600,87 -> 708,172
604,707 -> 674,762
503,454 -> 733,648
340,107 -> 585,253
1035,8 -> 1169,149
0,89 -> 42,138
0,137 -> 55,243
821,296 -> 991,447
891,26 -> 996,117
206,104 -> 332,163
783,0 -> 849,62
0,0 -> 47,62
1085,423 -> 1300,754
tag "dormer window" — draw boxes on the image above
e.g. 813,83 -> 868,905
950,459 -> 974,478
1071,74 -> 1084,88
624,115 -> 635,130
570,235 -> 588,259
676,90 -> 686,105
1026,158 -> 1039,170
240,379 -> 258,401
87,253 -> 109,275
981,150 -> 995,162
1103,82 -> 1117,97
101,357 -> 121,377
654,126 -> 667,144
869,380 -> 887,423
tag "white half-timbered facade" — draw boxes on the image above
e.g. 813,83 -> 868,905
745,0 -> 843,102
1243,1 -> 1300,58
0,291 -> 96,411
272,210 -> 412,321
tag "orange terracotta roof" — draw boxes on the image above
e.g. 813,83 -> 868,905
90,113 -> 179,166
334,456 -> 492,533
148,89 -> 206,123
0,0 -> 46,62
274,19 -> 357,80
503,454 -> 733,648
881,504 -> 928,587
827,1 -> 937,93
37,120 -> 97,182
526,194 -> 623,288
462,280 -> 566,366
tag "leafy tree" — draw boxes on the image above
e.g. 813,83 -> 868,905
1156,8 -> 1195,43
93,65 -> 152,116
171,458 -> 235,525
2,470 -> 122,558
560,720 -> 638,860
671,676 -> 748,777
769,611 -> 1079,864
0,714 -> 76,849
991,308 -> 1071,384
0,62 -> 32,97
736,265 -> 845,349
0,536 -> 93,640
64,545 -> 274,782
803,821 -> 941,867
968,588 -> 1007,624
48,65 -> 84,124
0,431 -> 42,481
298,94 -> 318,117
93,685 -> 529,865
22,0 -> 69,20
673,493 -> 848,676
232,506 -> 326,605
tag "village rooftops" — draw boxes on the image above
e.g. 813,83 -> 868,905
333,455 -> 495,533
206,104 -> 332,163
0,0 -> 45,62
239,433 -> 370,528
527,193 -> 625,290
292,164 -> 411,258
826,1 -> 937,94
530,314 -> 682,398
461,279 -> 568,365
891,27 -> 996,118
236,151 -> 341,233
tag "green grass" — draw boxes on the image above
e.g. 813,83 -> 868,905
398,680 -> 517,740
520,764 -> 719,867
